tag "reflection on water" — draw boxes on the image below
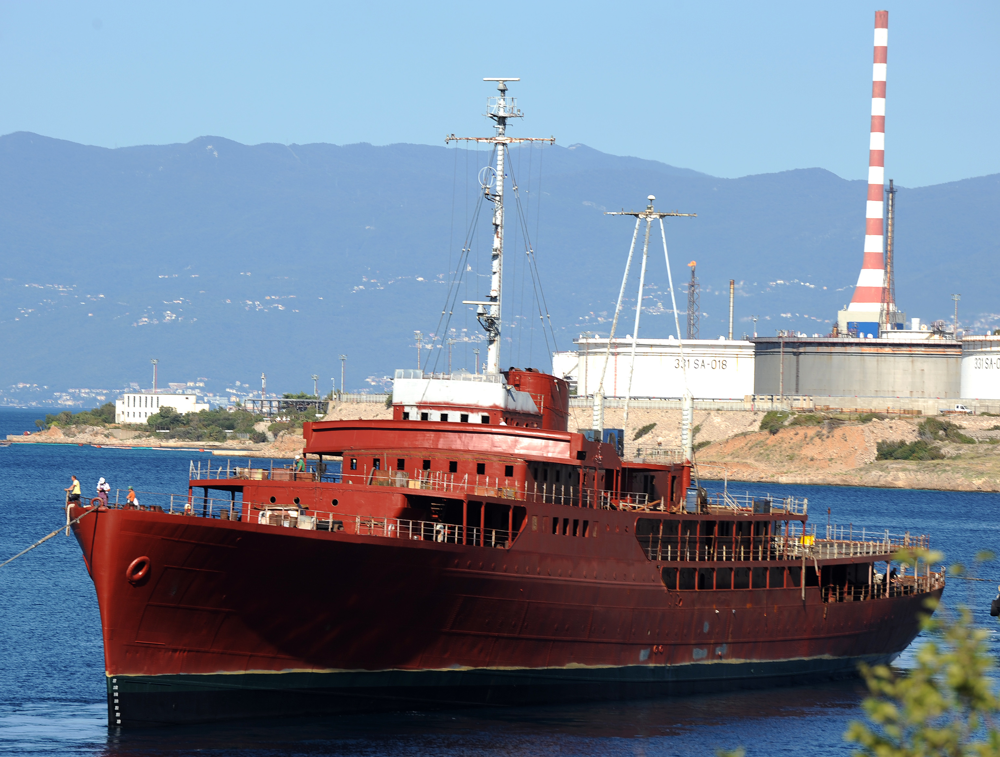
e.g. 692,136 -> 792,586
0,681 -> 866,756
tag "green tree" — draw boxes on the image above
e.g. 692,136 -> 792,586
146,406 -> 184,429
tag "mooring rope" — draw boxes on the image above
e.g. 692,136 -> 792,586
0,507 -> 93,569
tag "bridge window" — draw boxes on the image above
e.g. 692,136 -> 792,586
402,412 -> 410,420
481,415 -> 489,424
477,462 -> 486,475
440,413 -> 449,422
449,461 -> 458,473
396,459 -> 405,470
505,465 -> 514,477
420,412 -> 429,421
422,459 -> 431,471
461,414 -> 469,423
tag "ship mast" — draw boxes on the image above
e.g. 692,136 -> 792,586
447,79 -> 554,375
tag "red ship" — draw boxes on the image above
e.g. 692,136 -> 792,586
69,80 -> 943,727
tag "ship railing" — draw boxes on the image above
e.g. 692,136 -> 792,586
81,491 -> 515,548
638,528 -> 931,563
822,568 -> 946,603
189,459 -> 339,484
394,369 -> 503,383
258,508 -> 513,549
191,459 -> 656,511
84,489 -> 245,520
704,491 -> 808,516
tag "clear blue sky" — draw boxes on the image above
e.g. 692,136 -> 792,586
0,0 -> 996,187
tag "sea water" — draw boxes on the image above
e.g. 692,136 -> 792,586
1,406 -> 997,756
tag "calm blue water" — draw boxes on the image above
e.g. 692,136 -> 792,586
1,406 -> 998,756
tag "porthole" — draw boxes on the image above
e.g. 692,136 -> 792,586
269,496 -> 276,504
293,497 -> 300,505
331,499 -> 339,507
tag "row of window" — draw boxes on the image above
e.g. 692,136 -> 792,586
662,565 -> 818,591
552,516 -> 597,538
402,411 -> 490,423
123,395 -> 161,408
348,457 -> 515,478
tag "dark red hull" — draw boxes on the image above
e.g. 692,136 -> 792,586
71,503 -> 939,727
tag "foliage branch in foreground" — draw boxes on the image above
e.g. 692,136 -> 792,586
845,548 -> 999,757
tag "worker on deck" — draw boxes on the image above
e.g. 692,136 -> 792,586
64,475 -> 81,503
96,477 -> 110,507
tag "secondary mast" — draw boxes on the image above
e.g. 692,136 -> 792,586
447,79 -> 554,375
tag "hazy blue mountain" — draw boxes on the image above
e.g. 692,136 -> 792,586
1,131 -> 997,397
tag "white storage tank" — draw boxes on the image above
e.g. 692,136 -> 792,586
552,336 -> 754,400
961,335 -> 1000,399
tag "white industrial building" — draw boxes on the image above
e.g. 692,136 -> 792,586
552,336 -> 755,400
960,335 -> 1000,400
115,392 -> 209,424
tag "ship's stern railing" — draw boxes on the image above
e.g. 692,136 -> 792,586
705,490 -> 808,516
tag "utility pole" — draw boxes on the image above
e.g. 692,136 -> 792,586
339,355 -> 346,396
151,358 -> 158,394
473,347 -> 480,375
952,294 -> 961,337
449,78 -> 555,375
686,261 -> 699,339
779,336 -> 785,403
728,279 -> 734,340
312,374 -> 319,398
415,331 -> 423,371
880,179 -> 897,332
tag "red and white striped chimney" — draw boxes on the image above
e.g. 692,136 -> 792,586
846,10 -> 889,318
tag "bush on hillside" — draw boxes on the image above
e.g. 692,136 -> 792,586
919,417 -> 975,444
856,412 -> 887,423
759,411 -> 789,435
876,440 -> 945,461
788,413 -> 825,427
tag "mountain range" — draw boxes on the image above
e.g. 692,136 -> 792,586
1,131 -> 997,397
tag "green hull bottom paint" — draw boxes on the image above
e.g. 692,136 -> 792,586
107,654 -> 896,727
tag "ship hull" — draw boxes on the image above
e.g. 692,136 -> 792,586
73,505 -> 939,727
110,654 -> 893,727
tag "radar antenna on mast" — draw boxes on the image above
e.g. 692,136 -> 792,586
446,79 -> 555,375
